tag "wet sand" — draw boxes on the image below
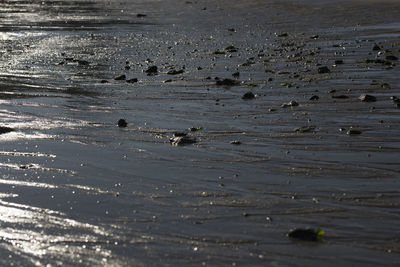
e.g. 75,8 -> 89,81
0,0 -> 400,266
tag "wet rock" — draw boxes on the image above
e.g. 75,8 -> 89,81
77,60 -> 90,66
173,132 -> 187,137
225,45 -> 238,53
359,94 -> 376,102
100,80 -> 109,83
126,78 -> 138,83
170,136 -> 197,146
216,78 -> 240,86
230,140 -> 241,145
164,79 -> 172,83
281,100 -> 299,108
227,28 -> 235,32
189,127 -> 203,132
347,129 -> 362,135
310,34 -> 319,39
328,89 -> 336,94
276,32 -> 288,37
114,74 -> 126,81
372,44 -> 381,51
137,13 -> 147,17
242,91 -> 255,100
288,228 -> 324,242
334,60 -> 344,65
386,55 -> 398,61
167,69 -> 184,75
0,126 -> 14,134
391,96 -> 400,104
145,66 -> 158,75
117,119 -> 128,128
318,66 -> 330,74
309,95 -> 319,100
294,126 -> 316,133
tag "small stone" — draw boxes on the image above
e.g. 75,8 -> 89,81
309,95 -> 319,100
232,72 -> 240,78
145,66 -> 158,75
173,132 -> 187,137
318,66 -> 330,74
294,126 -> 316,133
372,44 -> 381,51
334,60 -> 344,65
242,92 -> 255,100
137,13 -> 147,17
126,78 -> 138,83
230,140 -> 241,145
167,69 -> 184,75
170,136 -> 197,146
100,80 -> 109,83
359,94 -> 376,102
288,228 -> 324,241
117,119 -> 128,128
347,129 -> 362,135
331,95 -> 348,99
114,74 -> 126,80
281,100 -> 299,108
216,78 -> 240,86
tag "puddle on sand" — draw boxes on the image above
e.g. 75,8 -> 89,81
0,0 -> 400,265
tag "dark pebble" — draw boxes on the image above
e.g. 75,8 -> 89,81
230,140 -> 241,145
126,78 -> 138,83
281,100 -> 299,108
359,94 -> 376,102
334,60 -> 344,65
145,66 -> 158,75
372,44 -> 381,51
309,95 -> 319,100
117,119 -> 128,128
232,72 -> 240,78
318,66 -> 330,74
173,132 -> 187,137
167,69 -> 184,75
216,78 -> 240,86
0,126 -> 14,135
170,136 -> 197,146
100,80 -> 109,83
288,228 -> 323,241
114,74 -> 126,81
347,129 -> 362,135
137,14 -> 147,17
331,95 -> 348,99
242,91 -> 255,100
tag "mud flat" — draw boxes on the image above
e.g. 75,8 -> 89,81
0,0 -> 399,266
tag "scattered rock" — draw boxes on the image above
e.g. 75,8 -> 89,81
242,91 -> 255,100
173,132 -> 187,137
100,80 -> 109,83
318,66 -> 330,74
309,95 -> 319,100
277,32 -> 288,37
145,66 -> 158,75
331,95 -> 349,99
167,69 -> 184,75
232,72 -> 240,78
126,78 -> 138,83
216,78 -> 240,86
114,74 -> 126,81
0,126 -> 14,134
189,127 -> 203,132
281,100 -> 299,108
288,228 -> 324,242
117,119 -> 127,128
137,14 -> 147,17
359,94 -> 376,102
170,136 -> 197,146
334,60 -> 344,65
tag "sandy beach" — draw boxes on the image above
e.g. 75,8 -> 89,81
0,0 -> 399,265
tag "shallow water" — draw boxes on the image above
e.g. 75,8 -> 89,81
0,0 -> 400,266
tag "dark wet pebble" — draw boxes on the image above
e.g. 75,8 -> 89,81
173,132 -> 187,137
309,95 -> 319,100
277,32 -> 288,37
386,55 -> 398,61
126,78 -> 138,83
227,28 -> 235,32
137,14 -> 147,17
189,127 -> 203,132
225,45 -> 238,53
77,60 -> 90,66
334,60 -> 344,65
145,66 -> 158,75
242,91 -> 255,100
359,94 -> 376,102
117,119 -> 128,128
318,66 -> 330,74
164,79 -> 172,83
230,140 -> 241,145
288,228 -> 324,241
347,129 -> 362,135
310,34 -> 319,39
0,126 -> 14,134
331,95 -> 348,99
232,72 -> 240,78
216,78 -> 240,86
294,126 -> 316,133
281,100 -> 299,108
391,96 -> 400,104
170,136 -> 197,146
100,80 -> 109,83
372,44 -> 381,51
167,69 -> 184,75
114,74 -> 126,81
328,89 -> 336,94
